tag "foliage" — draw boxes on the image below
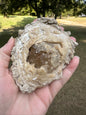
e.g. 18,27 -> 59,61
28,0 -> 50,17
48,0 -> 73,19
77,3 -> 86,15
0,0 -> 86,18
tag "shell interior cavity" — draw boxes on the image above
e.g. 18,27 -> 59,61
11,17 -> 78,93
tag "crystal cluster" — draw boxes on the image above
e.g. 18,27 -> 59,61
11,17 -> 78,93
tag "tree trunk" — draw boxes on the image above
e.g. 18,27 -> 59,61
43,11 -> 45,17
37,11 -> 40,18
73,3 -> 77,16
55,12 -> 59,19
55,14 -> 57,19
35,1 -> 40,18
73,6 -> 76,16
54,9 -> 59,19
42,1 -> 46,17
59,12 -> 62,19
3,11 -> 8,18
59,15 -> 61,19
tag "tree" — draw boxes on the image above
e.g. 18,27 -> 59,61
77,1 -> 86,15
0,0 -> 9,17
72,0 -> 85,16
1,0 -> 85,18
49,0 -> 73,19
28,0 -> 49,17
40,0 -> 49,17
28,0 -> 41,18
1,0 -> 49,18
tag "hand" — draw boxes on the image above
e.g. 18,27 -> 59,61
0,38 -> 79,115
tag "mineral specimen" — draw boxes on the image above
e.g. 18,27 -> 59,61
11,17 -> 78,93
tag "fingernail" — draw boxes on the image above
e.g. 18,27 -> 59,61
70,36 -> 76,42
75,56 -> 80,60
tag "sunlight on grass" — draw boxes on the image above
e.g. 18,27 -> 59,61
0,15 -> 36,32
81,39 -> 86,43
57,17 -> 86,27
0,15 -> 36,47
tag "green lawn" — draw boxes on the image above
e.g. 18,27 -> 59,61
0,15 -> 36,47
0,16 -> 86,115
0,15 -> 36,31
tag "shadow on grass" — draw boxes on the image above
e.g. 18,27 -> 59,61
63,25 -> 86,41
0,16 -> 36,47
0,18 -> 86,115
47,25 -> 86,115
0,22 -> 86,47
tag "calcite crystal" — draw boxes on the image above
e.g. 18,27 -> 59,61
11,17 -> 78,93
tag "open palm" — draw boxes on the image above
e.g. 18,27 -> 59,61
0,38 -> 79,115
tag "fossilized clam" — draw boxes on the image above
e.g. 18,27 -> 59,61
11,17 -> 78,93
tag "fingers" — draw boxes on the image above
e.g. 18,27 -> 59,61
61,56 -> 80,85
70,36 -> 76,42
0,38 -> 15,68
0,37 -> 15,56
49,56 -> 80,98
0,51 -> 10,68
60,26 -> 64,31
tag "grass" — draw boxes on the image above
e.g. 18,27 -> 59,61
47,18 -> 86,115
65,17 -> 86,24
0,16 -> 86,115
0,15 -> 36,31
57,17 -> 86,26
0,15 -> 36,47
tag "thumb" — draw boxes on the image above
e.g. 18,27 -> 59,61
1,37 -> 15,56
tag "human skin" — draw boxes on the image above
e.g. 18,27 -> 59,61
0,38 -> 79,115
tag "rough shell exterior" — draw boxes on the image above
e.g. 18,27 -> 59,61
11,17 -> 78,93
